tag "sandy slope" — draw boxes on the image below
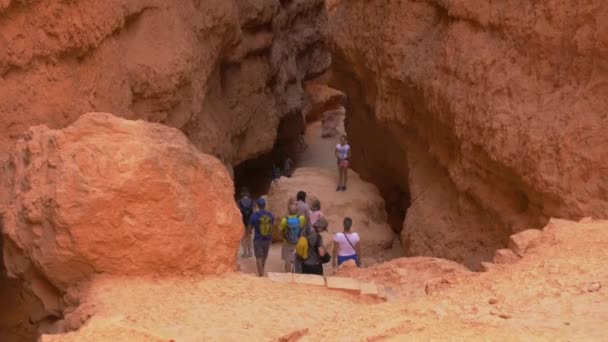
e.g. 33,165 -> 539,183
43,218 -> 607,341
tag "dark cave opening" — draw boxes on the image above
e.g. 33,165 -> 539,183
382,186 -> 411,235
233,151 -> 280,199
233,111 -> 306,199
0,232 -> 38,342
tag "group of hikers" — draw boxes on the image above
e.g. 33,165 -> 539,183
237,134 -> 355,277
237,188 -> 361,277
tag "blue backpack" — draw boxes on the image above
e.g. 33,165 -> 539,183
285,216 -> 301,244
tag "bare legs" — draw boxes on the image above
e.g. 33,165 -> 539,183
256,258 -> 265,277
337,165 -> 348,190
240,230 -> 252,257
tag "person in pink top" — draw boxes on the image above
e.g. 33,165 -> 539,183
308,198 -> 324,227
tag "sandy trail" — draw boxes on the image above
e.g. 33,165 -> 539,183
298,119 -> 345,169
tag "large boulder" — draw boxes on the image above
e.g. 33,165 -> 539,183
266,167 -> 395,255
1,113 -> 242,312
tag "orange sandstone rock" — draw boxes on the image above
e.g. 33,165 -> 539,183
2,113 -> 242,308
329,0 -> 608,268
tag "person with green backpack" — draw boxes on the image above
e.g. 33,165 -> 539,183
279,203 -> 306,273
248,198 -> 275,277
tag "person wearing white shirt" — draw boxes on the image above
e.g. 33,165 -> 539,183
335,135 -> 351,191
333,217 -> 361,267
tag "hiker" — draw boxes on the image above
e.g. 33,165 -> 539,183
279,203 -> 306,272
333,217 -> 361,267
248,198 -> 274,277
237,187 -> 255,258
335,135 -> 351,191
272,163 -> 281,183
309,198 -> 324,227
296,191 -> 311,230
283,156 -> 293,177
301,217 -> 330,275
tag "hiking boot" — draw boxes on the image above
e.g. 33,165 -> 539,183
336,186 -> 342,191
342,186 -> 347,191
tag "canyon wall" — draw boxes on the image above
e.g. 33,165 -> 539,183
329,0 -> 608,268
0,0 -> 330,166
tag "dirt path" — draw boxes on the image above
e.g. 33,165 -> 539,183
298,118 -> 345,169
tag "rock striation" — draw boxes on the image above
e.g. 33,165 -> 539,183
328,0 -> 608,268
0,0 -> 331,166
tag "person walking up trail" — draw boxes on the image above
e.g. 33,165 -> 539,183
280,203 -> 306,273
237,187 -> 255,258
283,156 -> 293,177
296,191 -> 311,230
333,217 -> 361,267
248,198 -> 274,277
335,135 -> 351,191
301,217 -> 329,275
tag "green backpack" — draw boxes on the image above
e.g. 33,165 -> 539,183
258,214 -> 273,237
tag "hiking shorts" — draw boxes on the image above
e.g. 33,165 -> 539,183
337,254 -> 359,266
254,239 -> 271,259
338,159 -> 349,169
281,243 -> 296,262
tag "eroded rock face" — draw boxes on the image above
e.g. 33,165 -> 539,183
329,1 -> 608,268
0,0 -> 330,166
321,107 -> 345,138
335,256 -> 470,298
2,113 -> 242,314
303,81 -> 346,122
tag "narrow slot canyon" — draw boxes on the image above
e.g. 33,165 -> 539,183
234,83 -> 407,275
329,55 -> 543,270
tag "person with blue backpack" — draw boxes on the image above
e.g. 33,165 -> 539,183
248,198 -> 274,277
279,203 -> 306,272
237,187 -> 255,258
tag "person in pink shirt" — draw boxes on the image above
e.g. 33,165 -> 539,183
309,198 -> 324,227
